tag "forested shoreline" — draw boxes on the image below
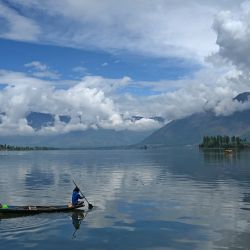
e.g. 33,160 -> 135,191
0,144 -> 55,151
199,135 -> 250,149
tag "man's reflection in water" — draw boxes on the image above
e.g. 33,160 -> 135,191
72,210 -> 87,239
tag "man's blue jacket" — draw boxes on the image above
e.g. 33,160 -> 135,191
72,191 -> 83,206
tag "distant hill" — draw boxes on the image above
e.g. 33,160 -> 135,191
26,112 -> 71,130
0,129 -> 154,148
0,112 -> 161,148
233,92 -> 250,102
5,91 -> 250,148
141,92 -> 250,146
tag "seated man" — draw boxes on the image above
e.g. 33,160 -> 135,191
72,187 -> 84,207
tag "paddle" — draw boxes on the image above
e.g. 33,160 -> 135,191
73,180 -> 94,209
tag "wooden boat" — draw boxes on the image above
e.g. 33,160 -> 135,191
0,203 -> 84,215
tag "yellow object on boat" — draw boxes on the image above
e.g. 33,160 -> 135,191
67,202 -> 73,208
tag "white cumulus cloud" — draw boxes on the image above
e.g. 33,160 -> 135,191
1,1 -> 250,135
1,0 -> 241,61
0,2 -> 40,41
24,61 -> 60,79
213,2 -> 250,70
0,71 -> 162,135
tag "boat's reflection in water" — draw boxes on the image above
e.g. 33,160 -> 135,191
71,210 -> 87,239
0,209 -> 88,239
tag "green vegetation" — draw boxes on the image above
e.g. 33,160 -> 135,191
199,135 -> 250,149
0,144 -> 55,151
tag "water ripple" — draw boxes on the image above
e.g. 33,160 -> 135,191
0,215 -> 52,239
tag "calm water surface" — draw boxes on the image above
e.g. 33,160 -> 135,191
1,147 -> 250,249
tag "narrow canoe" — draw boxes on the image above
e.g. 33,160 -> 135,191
0,203 -> 84,214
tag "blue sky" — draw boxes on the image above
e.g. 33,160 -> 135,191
0,0 -> 249,134
0,39 -> 199,83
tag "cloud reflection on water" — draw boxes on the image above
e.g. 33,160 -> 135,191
0,148 -> 250,249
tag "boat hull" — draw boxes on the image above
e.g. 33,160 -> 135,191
0,203 -> 84,214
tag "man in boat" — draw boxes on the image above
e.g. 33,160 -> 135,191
72,187 -> 84,207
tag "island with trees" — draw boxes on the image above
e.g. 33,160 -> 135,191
199,135 -> 250,149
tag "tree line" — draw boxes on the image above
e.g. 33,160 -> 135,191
0,144 -> 54,151
199,135 -> 250,149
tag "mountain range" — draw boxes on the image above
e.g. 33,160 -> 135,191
141,92 -> 250,146
0,112 -> 160,148
1,92 -> 250,148
0,129 -> 153,148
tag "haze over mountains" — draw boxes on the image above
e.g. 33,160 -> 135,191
142,92 -> 250,146
0,112 -> 160,148
0,92 -> 250,148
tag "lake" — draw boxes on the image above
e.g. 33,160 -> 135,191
1,147 -> 250,249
